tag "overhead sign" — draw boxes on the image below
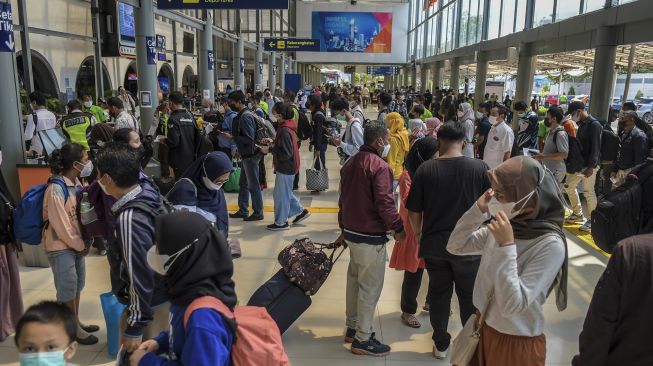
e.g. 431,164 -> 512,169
366,66 -> 400,75
0,3 -> 14,53
208,51 -> 215,70
264,38 -> 320,52
156,35 -> 166,50
146,36 -> 157,65
157,0 -> 288,10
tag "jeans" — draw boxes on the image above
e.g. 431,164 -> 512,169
47,250 -> 85,302
345,241 -> 387,342
425,255 -> 480,351
273,172 -> 304,225
237,154 -> 264,216
564,167 -> 598,217
401,268 -> 431,314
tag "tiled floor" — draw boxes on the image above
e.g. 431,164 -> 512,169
0,107 -> 609,365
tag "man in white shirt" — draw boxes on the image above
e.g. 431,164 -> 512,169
328,97 -> 364,164
483,104 -> 514,169
24,91 -> 58,156
107,97 -> 140,132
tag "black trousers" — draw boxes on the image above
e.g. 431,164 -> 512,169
259,157 -> 267,186
400,268 -> 431,314
425,255 -> 480,351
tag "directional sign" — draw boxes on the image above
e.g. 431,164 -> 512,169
264,38 -> 320,52
208,51 -> 215,71
157,0 -> 288,10
366,66 -> 400,76
0,3 -> 14,53
146,36 -> 157,65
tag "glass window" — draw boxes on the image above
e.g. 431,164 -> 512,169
474,0 -> 483,42
556,0 -> 581,21
487,0 -> 500,39
460,0 -> 470,47
501,0 -> 516,36
584,0 -> 606,12
515,0 -> 526,32
534,0 -> 554,26
440,6 -> 449,53
408,31 -> 414,59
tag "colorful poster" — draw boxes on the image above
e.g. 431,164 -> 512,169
312,11 -> 392,53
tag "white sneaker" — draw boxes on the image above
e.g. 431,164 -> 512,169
433,345 -> 449,360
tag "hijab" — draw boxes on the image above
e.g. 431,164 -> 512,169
425,117 -> 442,139
386,112 -> 410,152
488,156 -> 568,311
459,102 -> 475,123
155,211 -> 237,309
90,123 -> 115,146
170,152 -> 233,234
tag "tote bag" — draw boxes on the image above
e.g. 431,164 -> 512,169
306,156 -> 329,191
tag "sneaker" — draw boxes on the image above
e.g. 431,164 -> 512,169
76,334 -> 99,346
243,214 -> 264,222
433,344 -> 450,360
80,323 -> 100,333
344,327 -> 356,343
267,223 -> 289,231
351,333 -> 390,357
292,209 -> 311,225
229,212 -> 248,219
579,220 -> 592,232
564,213 -> 585,224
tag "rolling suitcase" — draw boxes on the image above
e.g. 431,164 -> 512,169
247,269 -> 312,334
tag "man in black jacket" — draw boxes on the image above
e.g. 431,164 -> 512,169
307,94 -> 328,174
95,143 -> 168,353
564,101 -> 602,232
228,90 -> 264,221
165,91 -> 201,179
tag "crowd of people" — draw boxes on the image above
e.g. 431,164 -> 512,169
1,79 -> 653,366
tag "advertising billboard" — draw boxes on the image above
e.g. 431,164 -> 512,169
312,11 -> 392,53
118,2 -> 135,47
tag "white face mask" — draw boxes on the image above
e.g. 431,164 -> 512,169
518,120 -> 529,132
146,240 -> 196,276
97,175 -> 109,195
381,142 -> 391,158
487,174 -> 542,219
475,111 -> 483,120
75,161 -> 94,178
83,101 -> 93,108
489,116 -> 498,125
571,112 -> 581,123
457,110 -> 464,118
203,107 -> 211,113
203,176 -> 224,191
19,345 -> 71,366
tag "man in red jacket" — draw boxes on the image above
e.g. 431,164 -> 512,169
337,121 -> 406,357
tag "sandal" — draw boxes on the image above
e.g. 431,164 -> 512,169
401,313 -> 421,328
423,303 -> 430,312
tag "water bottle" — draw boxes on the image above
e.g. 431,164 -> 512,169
80,192 -> 98,225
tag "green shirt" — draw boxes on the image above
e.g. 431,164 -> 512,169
84,105 -> 107,123
420,108 -> 433,120
259,101 -> 269,114
537,120 -> 550,140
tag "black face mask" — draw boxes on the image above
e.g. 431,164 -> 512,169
543,118 -> 552,128
136,145 -> 146,159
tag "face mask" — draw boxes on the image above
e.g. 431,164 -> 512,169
517,112 -> 526,118
475,111 -> 483,120
83,101 -> 93,108
457,110 -> 464,118
336,114 -> 346,121
518,120 -> 529,132
146,240 -> 196,276
76,161 -> 94,178
381,142 -> 391,158
543,118 -> 552,128
489,116 -> 498,125
203,176 -> 224,191
136,145 -> 146,158
19,345 -> 70,366
487,173 -> 543,219
571,113 -> 580,123
203,108 -> 211,113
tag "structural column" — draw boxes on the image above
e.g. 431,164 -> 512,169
91,0 -> 104,99
589,26 -> 617,121
432,61 -> 442,90
280,54 -> 286,91
134,0 -> 158,132
254,41 -> 263,91
419,64 -> 428,93
199,11 -> 215,101
515,42 -> 536,119
268,52 -> 276,89
450,58 -> 460,93
411,63 -> 417,89
233,10 -> 244,91
475,52 -> 488,107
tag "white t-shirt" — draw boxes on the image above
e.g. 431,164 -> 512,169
24,108 -> 58,155
483,121 -> 514,169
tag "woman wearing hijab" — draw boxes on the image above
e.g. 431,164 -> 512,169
425,117 -> 442,140
457,102 -> 476,158
447,156 -> 567,365
386,112 -> 410,191
389,138 -> 438,328
166,152 -> 233,235
130,211 -> 237,366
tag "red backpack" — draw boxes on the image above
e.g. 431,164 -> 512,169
183,296 -> 290,366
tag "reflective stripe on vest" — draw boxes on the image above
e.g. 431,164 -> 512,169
61,113 -> 91,150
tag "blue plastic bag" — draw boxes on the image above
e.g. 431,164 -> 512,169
100,292 -> 126,357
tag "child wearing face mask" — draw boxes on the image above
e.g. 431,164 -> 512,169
42,143 -> 99,346
15,301 -> 80,366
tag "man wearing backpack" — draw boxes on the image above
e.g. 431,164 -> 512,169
329,97 -> 364,164
165,92 -> 202,180
564,101 -> 603,232
533,107 -> 569,183
611,111 -> 649,187
349,94 -> 366,123
24,91 -> 57,156
95,143 -> 169,353
229,90 -> 264,221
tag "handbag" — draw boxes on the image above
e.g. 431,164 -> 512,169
305,156 -> 329,192
224,160 -> 241,193
450,291 -> 494,366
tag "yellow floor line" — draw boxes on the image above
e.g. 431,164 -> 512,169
564,223 -> 611,258
227,204 -> 339,214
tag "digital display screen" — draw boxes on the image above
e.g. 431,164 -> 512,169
118,2 -> 135,47
158,76 -> 170,94
312,12 -> 392,53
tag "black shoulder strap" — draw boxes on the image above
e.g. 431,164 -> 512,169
32,112 -> 38,130
636,163 -> 653,184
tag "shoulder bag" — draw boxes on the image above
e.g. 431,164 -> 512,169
450,290 -> 493,366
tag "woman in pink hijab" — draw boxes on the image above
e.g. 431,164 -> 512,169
425,117 -> 442,139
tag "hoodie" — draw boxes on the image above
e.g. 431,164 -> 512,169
271,119 -> 300,175
111,181 -> 168,338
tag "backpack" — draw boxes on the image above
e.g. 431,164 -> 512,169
183,296 -> 290,366
249,111 -> 276,144
293,105 -> 312,141
13,177 -> 69,245
634,117 -> 653,151
598,120 -> 620,162
556,122 -> 585,174
591,163 -> 653,253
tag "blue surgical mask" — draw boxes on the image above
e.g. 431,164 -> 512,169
19,345 -> 71,366
336,114 -> 346,121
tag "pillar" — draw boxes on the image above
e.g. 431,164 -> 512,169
254,41 -> 263,92
268,52 -> 276,89
411,64 -> 417,89
91,0 -> 104,99
280,54 -> 286,91
16,0 -> 33,94
432,61 -> 442,90
589,26 -> 617,121
515,42 -> 536,117
475,51 -> 488,107
199,11 -> 215,101
450,58 -> 460,94
233,37 -> 244,91
134,0 -> 158,132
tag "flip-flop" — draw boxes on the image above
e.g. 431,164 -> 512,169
423,303 -> 430,312
401,313 -> 421,328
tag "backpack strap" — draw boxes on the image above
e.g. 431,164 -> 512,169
183,296 -> 234,329
48,177 -> 70,203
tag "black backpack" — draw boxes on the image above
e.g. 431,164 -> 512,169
591,162 -> 653,253
555,128 -> 585,174
293,105 -> 312,141
598,120 -> 621,162
634,117 -> 653,151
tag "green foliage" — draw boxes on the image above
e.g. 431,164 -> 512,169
568,86 -> 576,95
46,98 -> 64,114
542,84 -> 551,94
635,90 -> 644,99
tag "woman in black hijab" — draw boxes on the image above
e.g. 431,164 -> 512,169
130,211 -> 237,366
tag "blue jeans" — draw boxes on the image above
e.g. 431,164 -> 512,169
237,154 -> 264,216
47,249 -> 85,302
273,172 -> 304,225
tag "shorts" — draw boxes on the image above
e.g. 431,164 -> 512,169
47,249 -> 85,302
